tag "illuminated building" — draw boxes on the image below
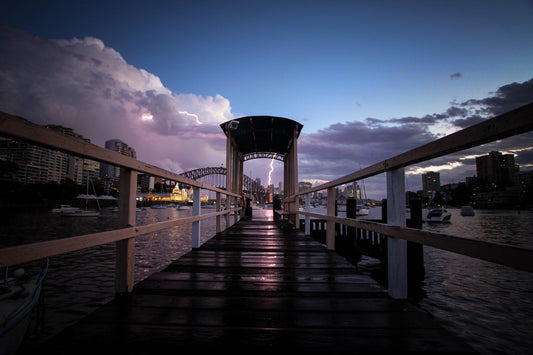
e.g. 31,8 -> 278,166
476,151 -> 518,187
422,172 -> 440,199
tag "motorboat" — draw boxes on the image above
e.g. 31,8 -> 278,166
460,205 -> 475,216
50,204 -> 80,213
426,206 -> 451,223
1,260 -> 48,355
61,209 -> 100,217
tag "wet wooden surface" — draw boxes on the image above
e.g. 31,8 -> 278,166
25,209 -> 475,354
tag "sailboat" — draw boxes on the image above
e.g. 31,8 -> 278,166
355,179 -> 370,216
62,177 -> 100,217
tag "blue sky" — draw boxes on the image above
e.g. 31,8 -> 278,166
1,0 -> 532,197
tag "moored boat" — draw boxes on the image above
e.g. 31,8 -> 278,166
426,206 -> 451,223
0,260 -> 48,355
356,204 -> 370,216
61,209 -> 100,217
50,204 -> 80,213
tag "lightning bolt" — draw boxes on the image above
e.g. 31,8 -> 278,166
268,158 -> 275,186
179,111 -> 202,125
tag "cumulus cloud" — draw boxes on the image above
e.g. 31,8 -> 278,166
459,78 -> 533,116
0,26 -> 233,172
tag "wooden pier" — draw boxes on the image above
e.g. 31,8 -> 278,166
23,209 -> 475,354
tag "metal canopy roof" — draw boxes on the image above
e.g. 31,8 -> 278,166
220,116 -> 303,161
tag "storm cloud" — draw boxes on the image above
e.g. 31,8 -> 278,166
0,27 -> 232,173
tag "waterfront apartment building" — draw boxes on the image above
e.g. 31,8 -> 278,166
476,151 -> 519,187
100,139 -> 136,192
0,125 -> 95,185
422,172 -> 440,199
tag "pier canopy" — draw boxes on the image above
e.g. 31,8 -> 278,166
220,115 -> 303,226
220,116 -> 303,162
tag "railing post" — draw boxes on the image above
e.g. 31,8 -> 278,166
116,168 -> 137,295
234,196 -> 239,224
225,194 -> 231,227
192,186 -> 200,248
305,193 -> 311,235
326,187 -> 336,250
216,191 -> 221,233
386,167 -> 407,299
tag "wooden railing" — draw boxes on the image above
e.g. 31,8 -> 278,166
289,102 -> 533,299
0,111 -> 242,293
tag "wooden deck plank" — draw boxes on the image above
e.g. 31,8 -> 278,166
22,210 -> 476,354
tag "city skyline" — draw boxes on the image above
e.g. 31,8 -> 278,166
1,1 -> 532,198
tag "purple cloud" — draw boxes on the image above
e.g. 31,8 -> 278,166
0,26 -> 233,173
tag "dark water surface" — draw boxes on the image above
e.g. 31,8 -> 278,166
1,206 -> 532,354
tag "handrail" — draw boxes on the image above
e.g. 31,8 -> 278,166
0,208 -> 240,268
0,111 -> 240,198
298,210 -> 533,273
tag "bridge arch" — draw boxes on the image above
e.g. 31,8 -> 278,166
179,167 -> 260,194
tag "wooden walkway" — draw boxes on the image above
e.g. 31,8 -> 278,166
26,209 -> 475,354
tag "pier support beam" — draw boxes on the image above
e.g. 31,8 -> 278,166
386,168 -> 407,299
116,168 -> 137,294
216,192 -> 222,233
283,126 -> 300,227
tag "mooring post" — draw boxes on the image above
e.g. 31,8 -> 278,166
192,186 -> 200,248
116,167 -> 137,294
305,193 -> 311,235
386,168 -> 408,299
326,186 -> 336,250
407,197 -> 425,297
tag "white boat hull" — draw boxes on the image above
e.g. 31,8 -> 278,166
426,207 -> 451,223
61,210 -> 100,217
1,262 -> 48,355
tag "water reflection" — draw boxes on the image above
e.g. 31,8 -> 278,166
0,206 -> 227,343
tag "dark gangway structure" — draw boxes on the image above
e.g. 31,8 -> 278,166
23,209 -> 474,354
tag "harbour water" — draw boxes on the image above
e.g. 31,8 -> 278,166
1,206 -> 532,354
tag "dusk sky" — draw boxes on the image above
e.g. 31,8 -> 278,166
1,1 -> 532,198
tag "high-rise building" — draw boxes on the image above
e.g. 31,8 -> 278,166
45,125 -> 91,185
422,172 -> 440,198
476,151 -> 518,187
0,125 -> 93,184
100,139 -> 136,179
100,139 -> 136,192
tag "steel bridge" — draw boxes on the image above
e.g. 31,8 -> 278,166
179,167 -> 262,195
